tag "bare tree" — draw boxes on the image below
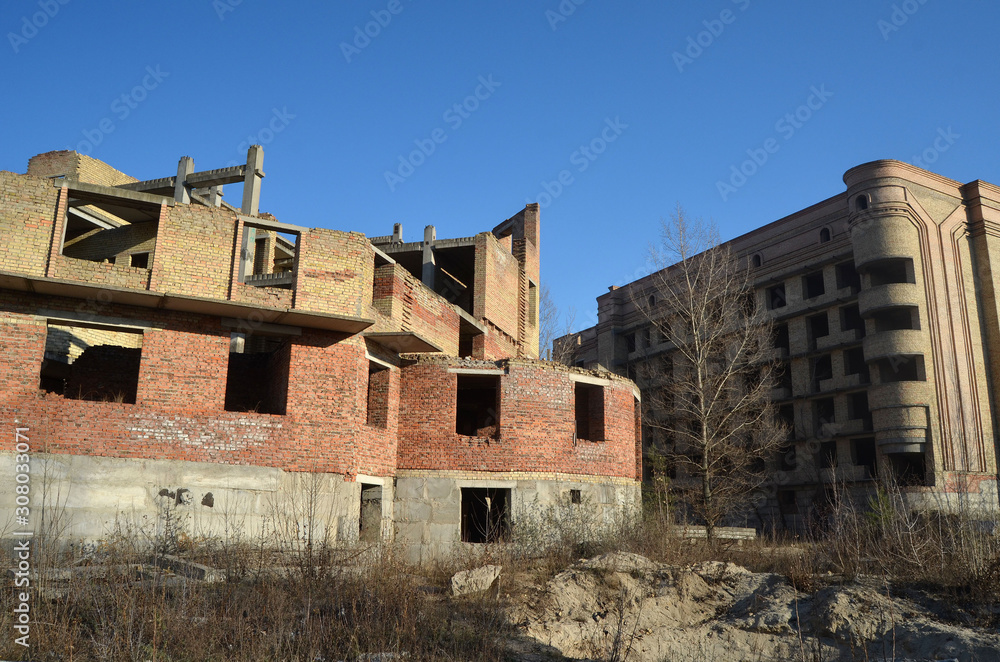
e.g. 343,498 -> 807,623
540,283 -> 577,364
634,206 -> 785,540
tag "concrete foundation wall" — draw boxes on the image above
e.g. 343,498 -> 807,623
0,453 -> 394,547
393,471 -> 641,564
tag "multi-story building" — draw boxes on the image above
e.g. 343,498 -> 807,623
0,148 -> 641,562
565,160 -> 1000,527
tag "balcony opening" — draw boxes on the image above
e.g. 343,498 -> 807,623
461,487 -> 510,543
59,190 -> 159,268
836,261 -> 861,293
803,271 -> 825,299
242,226 -> 298,288
887,452 -> 926,486
868,258 -> 915,286
811,355 -> 833,392
847,391 -> 873,430
224,332 -> 290,415
873,306 -> 920,332
575,383 -> 605,441
813,397 -> 835,436
807,312 -> 830,349
39,322 -> 143,404
844,347 -> 870,383
819,441 -> 838,469
773,324 -> 790,353
766,284 -> 786,310
366,362 -> 390,429
359,484 -> 382,542
851,437 -> 877,478
639,327 -> 651,349
456,375 -> 500,437
876,355 -> 925,383
840,304 -> 865,338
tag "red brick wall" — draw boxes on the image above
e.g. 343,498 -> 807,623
475,234 -> 520,340
397,359 -> 638,479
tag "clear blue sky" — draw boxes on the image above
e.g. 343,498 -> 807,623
2,1 -> 998,333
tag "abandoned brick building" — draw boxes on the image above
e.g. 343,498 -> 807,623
565,160 -> 1000,528
0,148 -> 641,562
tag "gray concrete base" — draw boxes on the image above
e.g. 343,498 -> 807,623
0,453 -> 393,549
394,472 -> 642,564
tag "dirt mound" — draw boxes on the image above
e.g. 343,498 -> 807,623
510,552 -> 1000,661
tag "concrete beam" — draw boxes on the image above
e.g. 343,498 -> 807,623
241,145 -> 264,216
56,180 -> 173,208
186,166 -> 246,189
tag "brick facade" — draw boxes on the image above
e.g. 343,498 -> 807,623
0,149 -> 640,554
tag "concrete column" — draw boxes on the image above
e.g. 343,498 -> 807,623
422,225 -> 436,290
207,185 -> 223,207
242,145 -> 264,216
392,223 -> 403,243
175,156 -> 194,204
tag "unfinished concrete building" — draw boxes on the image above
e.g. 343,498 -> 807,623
0,148 -> 641,562
564,160 -> 1000,528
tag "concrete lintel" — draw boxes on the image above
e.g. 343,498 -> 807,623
221,318 -> 302,336
364,351 -> 396,370
57,180 -> 174,208
455,479 -> 517,489
35,308 -> 160,332
447,368 -> 505,376
569,373 -> 611,386
364,331 -> 443,353
372,245 -> 395,266
237,214 -> 306,235
632,384 -> 641,401
355,474 -> 387,487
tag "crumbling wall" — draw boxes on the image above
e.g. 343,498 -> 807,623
0,172 -> 60,277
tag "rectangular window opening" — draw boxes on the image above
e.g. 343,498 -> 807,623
813,397 -> 835,436
40,322 -> 143,404
778,489 -> 799,515
528,281 -> 538,327
359,484 -> 382,542
570,489 -> 582,505
766,284 -> 786,310
877,355 -> 925,383
844,347 -> 870,383
847,391 -> 872,430
461,487 -> 510,543
840,304 -> 865,338
366,362 -> 391,428
60,195 -> 159,266
836,261 -> 861,293
224,332 -> 290,415
803,271 -> 826,299
129,252 -> 150,269
807,312 -> 830,349
456,375 -> 500,437
575,382 -> 606,441
851,437 -> 877,478
811,355 -> 833,391
773,324 -> 790,352
873,307 -> 919,332
819,440 -> 838,469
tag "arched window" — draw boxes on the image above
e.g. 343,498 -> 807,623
856,194 -> 869,211
820,228 -> 831,243
648,294 -> 655,308
752,254 -> 762,268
